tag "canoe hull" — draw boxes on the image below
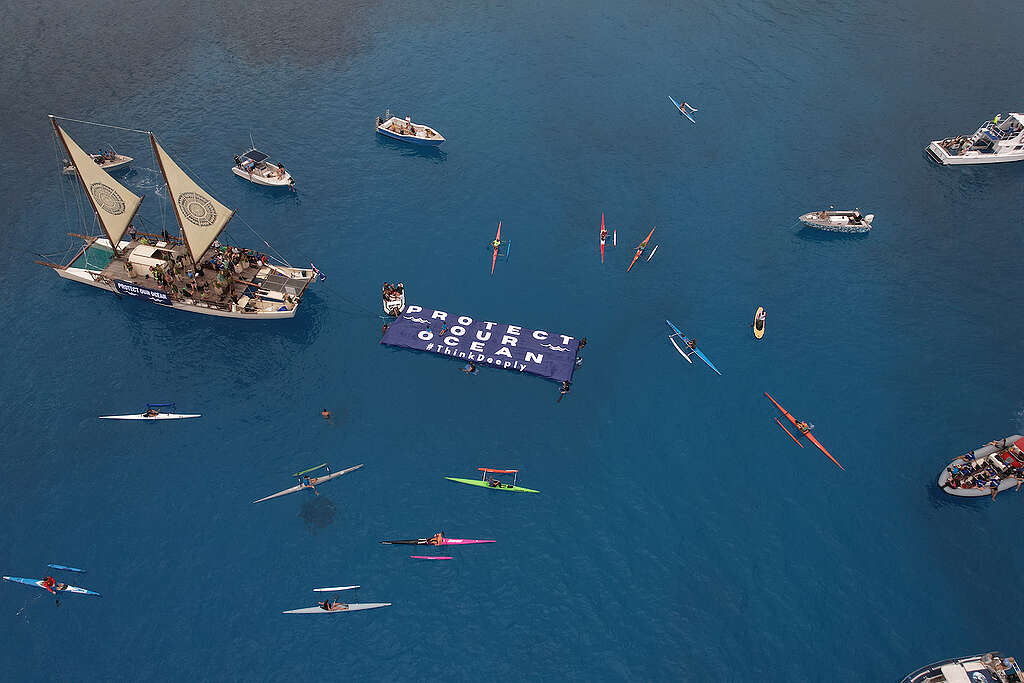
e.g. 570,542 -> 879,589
284,602 -> 391,614
252,463 -> 364,503
99,413 -> 201,420
445,477 -> 539,493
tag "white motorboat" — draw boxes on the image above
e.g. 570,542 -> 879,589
926,112 -> 1024,165
798,207 -> 873,233
375,109 -> 445,146
63,148 -> 132,175
382,282 -> 405,316
937,435 -> 1024,498
231,148 -> 292,187
41,116 -> 317,320
901,651 -> 1021,683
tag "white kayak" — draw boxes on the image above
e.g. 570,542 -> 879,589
98,413 -> 201,420
252,464 -> 364,503
284,602 -> 390,614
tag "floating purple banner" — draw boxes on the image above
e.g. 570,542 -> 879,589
381,304 -> 579,382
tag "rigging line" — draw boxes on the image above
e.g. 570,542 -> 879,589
232,215 -> 291,266
49,115 -> 150,136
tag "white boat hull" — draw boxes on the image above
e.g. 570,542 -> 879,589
284,602 -> 391,614
98,413 -> 201,420
798,212 -> 873,233
926,141 -> 1024,165
231,166 -> 293,187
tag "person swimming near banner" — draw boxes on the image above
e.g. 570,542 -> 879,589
462,362 -> 476,374
557,380 -> 571,403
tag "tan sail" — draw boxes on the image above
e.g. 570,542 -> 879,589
151,134 -> 235,263
53,119 -> 142,247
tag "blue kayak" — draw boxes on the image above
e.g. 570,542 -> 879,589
665,320 -> 722,375
3,575 -> 100,596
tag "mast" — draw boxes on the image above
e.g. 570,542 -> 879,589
51,115 -> 144,256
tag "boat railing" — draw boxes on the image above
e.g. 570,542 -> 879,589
975,120 -> 1018,141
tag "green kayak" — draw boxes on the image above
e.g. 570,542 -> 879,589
445,477 -> 539,494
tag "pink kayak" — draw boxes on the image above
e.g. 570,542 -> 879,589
411,556 -> 454,560
380,538 -> 495,545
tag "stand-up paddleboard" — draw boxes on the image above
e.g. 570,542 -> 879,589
669,96 -> 696,124
753,306 -> 766,339
3,576 -> 100,596
284,602 -> 390,614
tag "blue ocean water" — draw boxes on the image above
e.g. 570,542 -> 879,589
2,0 -> 1023,680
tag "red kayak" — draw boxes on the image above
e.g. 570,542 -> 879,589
600,213 -> 607,264
490,221 -> 501,275
627,226 -> 656,272
764,392 -> 844,470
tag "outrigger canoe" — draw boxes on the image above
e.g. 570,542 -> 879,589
99,402 -> 200,420
380,538 -> 495,546
627,227 -> 656,272
669,96 -> 696,124
491,221 -> 501,275
252,463 -> 364,503
284,602 -> 391,614
445,467 -> 539,493
764,392 -> 844,470
3,576 -> 100,596
665,320 -> 722,375
600,214 -> 606,264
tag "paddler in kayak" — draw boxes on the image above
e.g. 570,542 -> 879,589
686,338 -> 697,350
41,576 -> 58,594
794,421 -> 814,433
426,532 -> 445,546
319,598 -> 347,611
491,238 -> 501,250
557,380 -> 571,403
143,407 -> 160,417
679,101 -> 698,114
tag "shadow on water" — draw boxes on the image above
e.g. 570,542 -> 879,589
299,496 -> 337,533
795,226 -> 871,242
374,135 -> 447,162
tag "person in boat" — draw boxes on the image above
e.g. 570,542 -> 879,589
557,380 -> 571,403
680,101 -> 696,113
144,407 -> 160,417
686,338 -> 697,350
600,227 -> 608,242
579,337 -> 587,349
41,576 -> 57,594
491,238 -> 501,250
321,408 -> 331,420
488,477 -> 501,488
427,532 -> 444,546
376,115 -> 383,126
277,163 -> 286,179
990,478 -> 1002,500
795,420 -> 812,432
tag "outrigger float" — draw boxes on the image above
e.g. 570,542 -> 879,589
40,116 -> 317,319
252,463 -> 364,503
665,320 -> 721,375
937,435 -> 1024,498
98,402 -> 200,420
446,468 -> 539,493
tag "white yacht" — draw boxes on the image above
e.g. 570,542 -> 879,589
926,113 -> 1024,165
40,116 -> 316,319
901,651 -> 1021,683
231,148 -> 293,188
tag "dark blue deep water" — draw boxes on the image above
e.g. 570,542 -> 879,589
2,1 -> 1023,680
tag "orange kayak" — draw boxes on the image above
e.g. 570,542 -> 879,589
627,226 -> 656,272
764,392 -> 844,470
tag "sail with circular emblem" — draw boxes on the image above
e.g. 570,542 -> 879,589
150,134 -> 236,264
52,120 -> 143,248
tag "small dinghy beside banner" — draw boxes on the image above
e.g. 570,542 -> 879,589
381,304 -> 580,382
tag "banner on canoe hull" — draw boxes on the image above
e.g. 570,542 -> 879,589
115,280 -> 172,306
381,305 -> 579,382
